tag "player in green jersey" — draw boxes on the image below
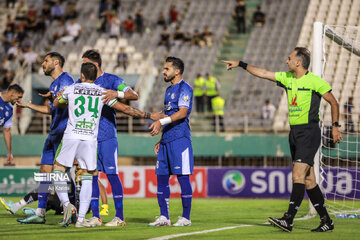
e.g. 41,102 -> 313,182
222,47 -> 343,233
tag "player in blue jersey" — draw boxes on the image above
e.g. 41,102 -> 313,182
148,56 -> 194,227
0,84 -> 24,165
81,49 -> 139,227
17,52 -> 74,224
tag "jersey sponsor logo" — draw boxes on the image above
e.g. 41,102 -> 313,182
75,118 -> 96,130
171,93 -> 175,99
165,102 -> 172,111
74,86 -> 102,96
290,94 -> 298,106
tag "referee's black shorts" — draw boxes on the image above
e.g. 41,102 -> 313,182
289,123 -> 321,166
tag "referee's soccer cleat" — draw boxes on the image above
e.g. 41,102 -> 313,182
88,216 -> 103,226
61,203 -> 77,227
173,216 -> 191,227
22,208 -> 36,215
311,216 -> 334,232
100,204 -> 109,216
104,217 -> 126,227
0,197 -> 16,214
148,215 -> 171,227
268,212 -> 293,232
17,214 -> 46,224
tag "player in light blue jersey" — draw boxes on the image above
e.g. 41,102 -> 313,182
17,52 -> 74,224
81,49 -> 139,227
0,84 -> 24,165
149,57 -> 194,227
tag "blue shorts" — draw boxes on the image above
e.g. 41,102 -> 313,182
156,137 -> 193,175
97,137 -> 118,174
41,133 -> 63,165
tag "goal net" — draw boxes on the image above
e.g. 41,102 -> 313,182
314,22 -> 360,217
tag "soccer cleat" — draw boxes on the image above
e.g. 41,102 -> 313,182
148,215 -> 171,227
61,203 -> 77,227
311,216 -> 334,232
100,204 -> 109,216
88,216 -> 103,226
268,212 -> 293,232
75,219 -> 95,228
104,217 -> 126,227
22,208 -> 36,215
17,214 -> 46,224
0,197 -> 16,214
173,216 -> 191,227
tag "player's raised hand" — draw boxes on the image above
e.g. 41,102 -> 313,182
150,111 -> 168,121
332,127 -> 343,143
16,101 -> 31,108
221,60 -> 240,70
102,89 -> 118,104
39,91 -> 54,98
154,142 -> 160,154
149,121 -> 162,136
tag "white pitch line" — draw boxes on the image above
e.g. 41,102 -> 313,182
148,224 -> 253,240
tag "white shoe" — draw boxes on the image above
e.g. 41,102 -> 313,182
75,219 -> 94,228
104,217 -> 126,227
173,216 -> 191,227
88,216 -> 103,226
148,215 -> 171,227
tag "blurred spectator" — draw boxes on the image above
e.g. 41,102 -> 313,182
6,0 -> 16,8
61,19 -> 82,43
253,6 -> 265,27
193,73 -> 206,113
2,25 -> 16,52
15,1 -> 28,21
41,2 -> 52,19
169,5 -> 178,24
26,5 -> 37,22
6,54 -> 21,73
157,13 -> 166,27
0,71 -> 15,90
211,95 -> 225,132
52,19 -> 66,43
64,2 -> 78,20
234,0 -> 246,33
99,0 -> 111,18
6,15 -> 16,32
111,0 -> 121,13
108,13 -> 121,38
135,10 -> 144,34
191,29 -> 205,46
158,27 -> 170,50
21,46 -> 40,71
123,16 -> 135,37
15,25 -> 28,44
172,27 -> 184,47
262,99 -> 275,119
344,97 -> 354,133
51,0 -> 64,21
36,14 -> 47,33
7,44 -> 21,57
21,35 -> 32,51
183,32 -> 191,45
202,26 -> 213,47
116,47 -> 128,71
25,14 -> 38,32
205,73 -> 220,112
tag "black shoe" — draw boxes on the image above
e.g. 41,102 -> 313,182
268,212 -> 293,232
311,216 -> 334,232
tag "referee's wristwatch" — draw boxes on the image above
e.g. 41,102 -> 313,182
332,122 -> 341,127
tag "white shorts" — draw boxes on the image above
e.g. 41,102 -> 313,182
55,139 -> 97,171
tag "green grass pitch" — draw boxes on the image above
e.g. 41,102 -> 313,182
0,197 -> 359,240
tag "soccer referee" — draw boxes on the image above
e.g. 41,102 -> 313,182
222,47 -> 343,233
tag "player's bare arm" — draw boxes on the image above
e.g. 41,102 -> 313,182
149,107 -> 188,136
322,91 -> 343,143
102,88 -> 139,103
221,60 -> 276,81
111,101 -> 155,119
3,127 -> 13,164
16,101 -> 52,115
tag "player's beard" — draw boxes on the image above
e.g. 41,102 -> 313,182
43,65 -> 55,76
164,75 -> 175,82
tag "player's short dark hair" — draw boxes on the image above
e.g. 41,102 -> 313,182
45,52 -> 65,68
82,49 -> 102,67
294,47 -> 311,70
81,62 -> 98,81
166,56 -> 184,74
8,84 -> 24,93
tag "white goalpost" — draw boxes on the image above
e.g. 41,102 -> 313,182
313,22 -> 360,218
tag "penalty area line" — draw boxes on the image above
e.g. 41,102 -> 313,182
148,224 -> 253,240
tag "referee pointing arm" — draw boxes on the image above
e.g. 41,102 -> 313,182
222,47 -> 342,232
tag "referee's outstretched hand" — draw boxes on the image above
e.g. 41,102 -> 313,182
221,60 -> 240,70
332,127 -> 343,144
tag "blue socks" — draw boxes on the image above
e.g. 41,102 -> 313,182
107,174 -> 124,220
91,175 -> 100,218
38,181 -> 51,209
177,175 -> 193,220
157,175 -> 170,219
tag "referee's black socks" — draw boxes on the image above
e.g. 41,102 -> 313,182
287,183 -> 305,221
306,184 -> 330,220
